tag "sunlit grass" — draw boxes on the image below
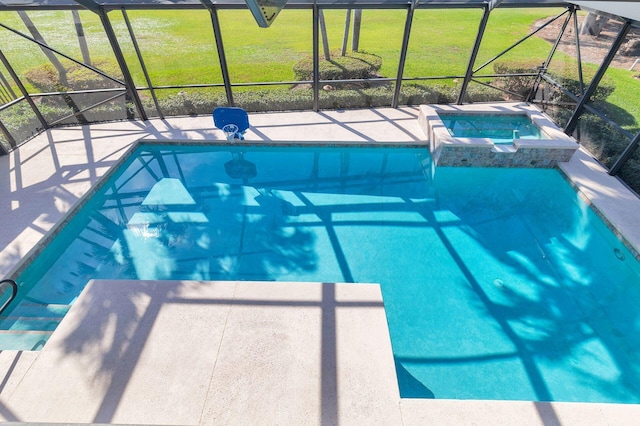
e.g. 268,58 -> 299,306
601,68 -> 640,132
0,8 -> 561,83
0,6 -> 638,127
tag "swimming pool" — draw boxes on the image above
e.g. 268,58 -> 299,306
3,143 -> 640,403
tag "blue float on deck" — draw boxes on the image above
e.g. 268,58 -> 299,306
213,107 -> 250,141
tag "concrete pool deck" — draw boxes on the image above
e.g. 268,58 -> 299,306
1,106 -> 640,424
1,280 -> 402,424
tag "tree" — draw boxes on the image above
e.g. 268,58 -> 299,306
341,9 -> 351,56
579,12 -> 609,36
352,9 -> 362,52
72,10 -> 92,65
318,10 -> 330,61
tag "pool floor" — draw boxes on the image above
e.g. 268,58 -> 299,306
5,144 -> 640,404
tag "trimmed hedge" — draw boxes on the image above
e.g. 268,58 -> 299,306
20,59 -> 130,125
0,83 -> 506,141
493,60 -> 615,103
147,83 -> 504,114
547,70 -> 614,103
293,50 -> 382,81
24,59 -> 123,92
574,113 -> 630,168
618,158 -> 640,194
493,60 -> 541,99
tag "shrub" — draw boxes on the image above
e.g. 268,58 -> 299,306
237,89 -> 313,111
0,101 -> 44,147
463,83 -> 508,103
152,91 -> 225,116
293,50 -> 382,81
492,60 -> 615,104
538,103 -> 574,129
575,113 -> 629,168
399,83 -> 455,104
116,83 -> 510,118
24,59 -> 123,92
22,59 -> 129,124
546,68 -> 615,103
399,82 -> 505,105
23,63 -> 64,92
618,157 -> 640,196
493,60 -> 542,99
149,84 -> 473,115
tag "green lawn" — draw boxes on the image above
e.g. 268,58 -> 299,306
0,7 -> 566,84
601,68 -> 640,133
0,6 -> 638,129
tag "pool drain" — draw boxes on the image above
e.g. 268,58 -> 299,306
614,248 -> 625,261
493,279 -> 505,288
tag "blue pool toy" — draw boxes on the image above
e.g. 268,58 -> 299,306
213,107 -> 250,141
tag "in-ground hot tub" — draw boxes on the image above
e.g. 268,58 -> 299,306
418,102 -> 579,167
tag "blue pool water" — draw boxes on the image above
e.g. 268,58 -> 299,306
440,113 -> 542,143
4,144 -> 640,403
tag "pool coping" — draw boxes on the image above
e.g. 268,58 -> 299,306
558,148 -> 640,262
2,139 -> 140,284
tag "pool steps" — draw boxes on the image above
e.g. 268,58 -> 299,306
0,302 -> 70,350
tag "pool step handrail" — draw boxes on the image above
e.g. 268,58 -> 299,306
0,279 -> 18,316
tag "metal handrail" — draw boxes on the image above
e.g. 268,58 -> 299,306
0,279 -> 18,316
